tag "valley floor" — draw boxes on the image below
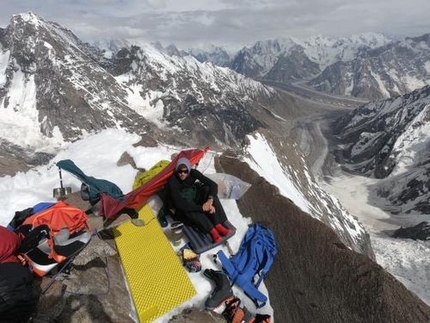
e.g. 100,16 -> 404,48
307,114 -> 430,306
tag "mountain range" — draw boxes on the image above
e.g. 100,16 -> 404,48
184,33 -> 430,100
333,84 -> 430,215
1,11 -> 430,323
0,12 -> 371,253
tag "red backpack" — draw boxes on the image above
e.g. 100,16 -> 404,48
0,226 -> 22,264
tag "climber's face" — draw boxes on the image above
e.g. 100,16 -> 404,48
177,167 -> 189,181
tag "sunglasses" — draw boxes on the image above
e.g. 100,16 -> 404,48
177,169 -> 189,174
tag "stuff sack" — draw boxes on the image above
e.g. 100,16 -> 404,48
205,173 -> 251,200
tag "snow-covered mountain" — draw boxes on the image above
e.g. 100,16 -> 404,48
0,12 -> 151,150
2,11 -> 430,323
230,34 -> 390,81
0,12 -> 286,156
195,33 -> 430,100
100,42 -> 279,149
230,39 -> 291,79
0,12 -> 371,256
183,44 -> 231,67
309,34 -> 430,100
332,85 -> 430,214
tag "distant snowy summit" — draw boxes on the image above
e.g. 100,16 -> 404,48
0,12 -> 279,152
179,32 -> 430,100
93,26 -> 430,100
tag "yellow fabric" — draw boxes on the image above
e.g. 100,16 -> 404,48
114,204 -> 196,322
133,160 -> 170,189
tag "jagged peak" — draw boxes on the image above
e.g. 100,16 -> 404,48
93,38 -> 133,58
8,12 -> 55,33
164,43 -> 181,56
11,11 -> 43,24
293,32 -> 391,50
187,44 -> 228,55
238,38 -> 295,54
8,11 -> 67,40
4,12 -> 97,59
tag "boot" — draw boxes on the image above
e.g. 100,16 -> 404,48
223,298 -> 255,323
215,223 -> 232,237
204,269 -> 234,310
210,228 -> 222,243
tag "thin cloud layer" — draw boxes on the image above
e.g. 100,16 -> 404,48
0,0 -> 429,51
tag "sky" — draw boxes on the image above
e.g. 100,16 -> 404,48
1,128 -> 430,322
0,0 -> 429,51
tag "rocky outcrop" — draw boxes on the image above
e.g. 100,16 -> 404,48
0,138 -> 54,176
217,153 -> 430,323
393,222 -> 430,241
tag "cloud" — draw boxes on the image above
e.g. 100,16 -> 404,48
0,0 -> 429,51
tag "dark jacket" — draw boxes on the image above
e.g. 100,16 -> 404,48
0,226 -> 40,322
167,169 -> 218,214
0,262 -> 40,322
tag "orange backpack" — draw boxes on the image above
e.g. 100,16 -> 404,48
18,201 -> 92,276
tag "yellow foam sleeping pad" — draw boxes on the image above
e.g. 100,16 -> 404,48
114,159 -> 196,322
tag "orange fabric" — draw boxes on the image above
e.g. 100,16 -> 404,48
100,147 -> 209,220
22,200 -> 90,236
20,201 -> 90,275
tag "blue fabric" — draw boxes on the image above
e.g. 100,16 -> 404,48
217,223 -> 277,308
56,159 -> 123,202
6,203 -> 54,230
33,202 -> 55,214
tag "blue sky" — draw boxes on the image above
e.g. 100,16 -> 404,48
0,0 -> 429,51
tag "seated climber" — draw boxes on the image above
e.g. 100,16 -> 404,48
167,157 -> 232,243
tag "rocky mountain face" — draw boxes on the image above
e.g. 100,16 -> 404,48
193,33 -> 430,100
183,45 -> 231,67
241,129 -> 373,257
309,35 -> 430,100
100,42 -> 283,149
2,12 -> 430,322
0,12 -> 156,160
218,152 -> 430,323
332,85 -> 430,214
0,12 -> 293,157
230,39 -> 288,79
264,46 -> 321,83
0,12 -> 368,253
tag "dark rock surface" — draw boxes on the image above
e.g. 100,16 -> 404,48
13,145 -> 430,323
217,152 -> 430,323
29,149 -> 430,323
393,221 -> 430,241
34,193 -> 135,323
33,192 -> 225,323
